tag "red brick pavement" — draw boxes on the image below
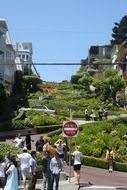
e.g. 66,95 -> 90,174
64,165 -> 127,187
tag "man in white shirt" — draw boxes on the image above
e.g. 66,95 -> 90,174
18,147 -> 31,190
50,152 -> 63,190
29,151 -> 37,190
72,146 -> 83,185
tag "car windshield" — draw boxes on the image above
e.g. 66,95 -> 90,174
32,105 -> 47,109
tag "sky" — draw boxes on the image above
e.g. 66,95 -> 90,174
1,0 -> 127,82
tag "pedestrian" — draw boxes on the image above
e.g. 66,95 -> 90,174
85,108 -> 89,121
25,130 -> 32,150
18,147 -> 31,190
106,147 -> 115,173
72,146 -> 83,185
103,108 -> 108,120
54,139 -> 65,165
98,108 -> 103,120
28,150 -> 37,190
90,109 -> 96,121
35,136 -> 44,152
12,133 -> 24,148
4,155 -> 18,190
0,155 -> 6,189
4,151 -> 11,185
50,151 -> 63,190
42,150 -> 52,190
43,138 -> 52,153
63,137 -> 69,164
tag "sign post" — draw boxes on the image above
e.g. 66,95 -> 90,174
63,120 -> 79,182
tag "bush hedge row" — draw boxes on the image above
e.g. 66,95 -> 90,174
82,155 -> 127,172
35,124 -> 62,133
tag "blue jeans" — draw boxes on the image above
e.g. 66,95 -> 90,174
43,171 -> 52,190
51,173 -> 60,190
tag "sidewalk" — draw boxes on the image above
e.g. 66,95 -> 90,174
18,177 -> 127,190
17,166 -> 127,190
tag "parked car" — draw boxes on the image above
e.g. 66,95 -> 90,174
19,105 -> 55,114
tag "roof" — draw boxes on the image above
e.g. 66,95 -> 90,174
0,18 -> 8,30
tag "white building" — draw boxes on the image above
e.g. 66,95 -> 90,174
13,42 -> 33,73
0,18 -> 16,92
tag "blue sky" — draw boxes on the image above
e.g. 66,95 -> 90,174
1,0 -> 127,82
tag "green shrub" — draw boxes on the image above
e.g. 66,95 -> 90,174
35,125 -> 62,133
82,156 -> 127,172
82,156 -> 108,169
12,120 -> 25,129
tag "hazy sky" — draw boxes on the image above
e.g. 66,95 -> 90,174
1,0 -> 127,81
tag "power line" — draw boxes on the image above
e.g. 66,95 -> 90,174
1,62 -> 127,65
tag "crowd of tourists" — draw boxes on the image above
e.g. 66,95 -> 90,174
0,132 -> 83,190
84,108 -> 108,121
0,130 -> 114,190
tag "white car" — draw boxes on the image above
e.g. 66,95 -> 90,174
19,105 -> 55,114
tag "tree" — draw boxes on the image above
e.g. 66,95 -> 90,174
104,68 -> 118,78
0,84 -> 9,114
70,74 -> 82,84
78,75 -> 93,91
111,15 -> 127,45
23,75 -> 42,93
12,71 -> 24,95
93,76 -> 125,103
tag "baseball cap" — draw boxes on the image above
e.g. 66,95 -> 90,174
23,147 -> 27,151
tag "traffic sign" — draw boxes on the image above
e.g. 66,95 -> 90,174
63,121 -> 79,137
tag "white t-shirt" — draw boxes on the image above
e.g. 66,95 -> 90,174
50,157 -> 62,174
0,162 -> 6,177
14,137 -> 23,148
73,150 -> 82,165
55,143 -> 64,155
18,153 -> 31,169
29,157 -> 37,173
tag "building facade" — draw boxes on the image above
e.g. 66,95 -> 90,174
0,18 -> 16,92
13,42 -> 33,73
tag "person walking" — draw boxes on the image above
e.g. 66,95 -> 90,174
0,155 -> 6,189
18,147 -> 31,190
28,151 -> 37,190
72,146 -> 83,185
12,133 -> 24,148
106,147 -> 115,173
35,136 -> 44,152
50,152 -> 63,190
4,155 -> 18,190
42,150 -> 52,190
85,108 -> 89,121
25,131 -> 32,150
43,139 -> 52,153
54,139 -> 65,165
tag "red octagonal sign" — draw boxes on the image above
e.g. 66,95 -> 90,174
63,121 -> 79,137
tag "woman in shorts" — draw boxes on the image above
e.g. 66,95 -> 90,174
72,146 -> 82,185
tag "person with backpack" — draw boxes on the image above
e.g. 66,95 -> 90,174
106,147 -> 115,173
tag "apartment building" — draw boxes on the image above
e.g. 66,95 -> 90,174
0,18 -> 16,92
88,44 -> 112,63
13,42 -> 33,73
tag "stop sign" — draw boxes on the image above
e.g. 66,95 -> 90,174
63,121 -> 79,137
